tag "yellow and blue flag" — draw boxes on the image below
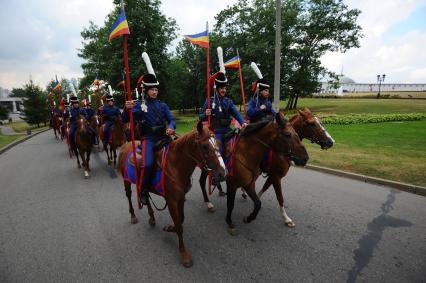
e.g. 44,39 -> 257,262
184,30 -> 209,48
224,55 -> 240,69
109,9 -> 130,42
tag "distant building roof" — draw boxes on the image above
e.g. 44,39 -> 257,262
339,75 -> 356,84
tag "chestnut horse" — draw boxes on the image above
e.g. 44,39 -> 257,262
72,115 -> 94,178
116,121 -> 226,267
257,107 -> 334,227
199,113 -> 308,234
99,114 -> 126,165
52,114 -> 62,139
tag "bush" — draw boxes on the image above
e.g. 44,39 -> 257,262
320,113 -> 426,125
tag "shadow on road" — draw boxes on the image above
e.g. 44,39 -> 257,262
346,189 -> 412,283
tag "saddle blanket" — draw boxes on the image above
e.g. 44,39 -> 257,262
123,144 -> 170,196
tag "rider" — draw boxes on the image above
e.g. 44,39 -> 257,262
247,78 -> 276,123
123,73 -> 176,205
101,95 -> 121,144
84,100 -> 98,145
199,71 -> 247,156
64,96 -> 86,149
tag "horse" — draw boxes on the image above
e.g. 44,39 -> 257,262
52,114 -> 62,140
116,121 -> 227,267
256,107 -> 334,227
99,114 -> 127,165
72,115 -> 95,178
199,113 -> 308,235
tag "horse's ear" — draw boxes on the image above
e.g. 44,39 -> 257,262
197,120 -> 203,135
275,112 -> 286,127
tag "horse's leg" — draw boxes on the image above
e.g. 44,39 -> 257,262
79,149 -> 89,178
258,176 -> 273,198
199,169 -> 215,212
104,143 -> 111,165
87,149 -> 91,171
217,183 -> 226,197
272,178 -> 295,228
74,148 -> 81,168
242,181 -> 262,224
146,198 -> 156,226
225,182 -> 238,236
113,147 -> 117,165
124,180 -> 138,224
164,199 -> 192,267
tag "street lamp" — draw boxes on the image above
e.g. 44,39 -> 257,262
376,74 -> 386,98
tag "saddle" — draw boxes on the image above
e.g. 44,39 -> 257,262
128,147 -> 144,169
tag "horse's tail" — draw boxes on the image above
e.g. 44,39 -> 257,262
116,142 -> 132,174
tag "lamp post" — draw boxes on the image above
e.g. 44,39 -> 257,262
376,74 -> 386,98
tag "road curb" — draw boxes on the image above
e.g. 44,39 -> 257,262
305,164 -> 426,197
0,128 -> 50,155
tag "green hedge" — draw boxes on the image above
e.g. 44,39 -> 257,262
320,113 -> 426,125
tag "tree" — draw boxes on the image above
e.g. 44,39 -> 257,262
22,81 -> 47,127
10,88 -> 26,98
78,0 -> 178,106
214,0 -> 362,109
0,103 -> 9,120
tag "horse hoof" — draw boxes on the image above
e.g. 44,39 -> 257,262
207,206 -> 216,213
131,217 -> 139,224
219,191 -> 226,197
228,227 -> 238,236
84,171 -> 89,178
182,259 -> 193,268
149,218 -> 156,227
163,225 -> 175,232
285,221 -> 296,228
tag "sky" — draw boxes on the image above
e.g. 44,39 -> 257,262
0,0 -> 425,90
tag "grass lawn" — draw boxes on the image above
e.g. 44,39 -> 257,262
0,134 -> 25,149
8,121 -> 49,133
305,120 -> 426,186
281,98 -> 426,115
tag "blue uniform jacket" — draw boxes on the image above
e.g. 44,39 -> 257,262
122,98 -> 176,138
247,96 -> 276,122
85,108 -> 96,121
200,96 -> 245,134
101,105 -> 121,124
64,107 -> 86,127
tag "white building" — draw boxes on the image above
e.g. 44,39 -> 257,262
320,75 -> 426,94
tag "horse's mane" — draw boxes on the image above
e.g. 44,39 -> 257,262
172,130 -> 197,149
240,120 -> 271,137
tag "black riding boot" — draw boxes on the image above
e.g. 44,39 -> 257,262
140,166 -> 154,205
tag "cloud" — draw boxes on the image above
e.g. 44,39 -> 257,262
321,0 -> 426,83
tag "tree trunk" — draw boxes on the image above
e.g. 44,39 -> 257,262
291,93 -> 300,109
285,95 -> 294,110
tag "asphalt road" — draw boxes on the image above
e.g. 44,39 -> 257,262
1,130 -> 425,282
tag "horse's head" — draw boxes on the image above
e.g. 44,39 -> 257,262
77,114 -> 88,130
296,107 -> 334,149
274,112 -> 309,166
195,120 -> 227,183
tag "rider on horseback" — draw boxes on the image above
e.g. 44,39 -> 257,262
199,71 -> 247,157
123,53 -> 176,205
101,95 -> 121,144
64,96 -> 86,150
247,78 -> 275,123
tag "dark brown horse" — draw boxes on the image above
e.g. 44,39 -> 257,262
116,121 -> 226,267
99,114 -> 126,165
257,107 -> 334,227
73,115 -> 94,178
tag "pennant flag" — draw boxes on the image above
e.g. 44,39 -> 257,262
224,55 -> 240,69
184,30 -> 209,48
52,80 -> 62,91
109,9 -> 130,42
